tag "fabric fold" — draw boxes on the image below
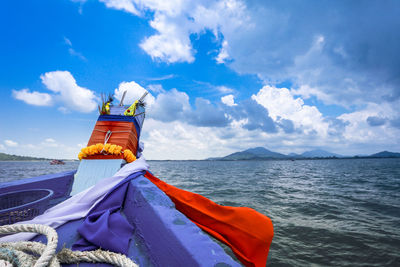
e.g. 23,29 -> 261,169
72,171 -> 144,254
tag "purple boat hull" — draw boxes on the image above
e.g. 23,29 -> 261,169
1,171 -> 240,267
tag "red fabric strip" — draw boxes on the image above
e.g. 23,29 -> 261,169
144,171 -> 274,267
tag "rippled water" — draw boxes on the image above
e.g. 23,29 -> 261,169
1,159 -> 399,266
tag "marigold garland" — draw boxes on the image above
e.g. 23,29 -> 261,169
78,143 -> 136,163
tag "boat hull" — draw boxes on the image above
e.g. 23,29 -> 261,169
1,171 -> 240,267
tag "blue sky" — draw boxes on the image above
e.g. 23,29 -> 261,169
1,0 -> 399,160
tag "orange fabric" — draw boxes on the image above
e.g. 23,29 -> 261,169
86,121 -> 138,159
144,172 -> 274,267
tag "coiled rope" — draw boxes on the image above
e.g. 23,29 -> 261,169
0,224 -> 138,267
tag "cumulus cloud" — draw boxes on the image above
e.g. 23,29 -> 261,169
232,99 -> 277,133
113,81 -> 155,106
252,85 -> 328,136
227,2 -> 400,110
147,84 -> 165,94
338,103 -> 400,144
221,94 -> 237,106
99,0 -> 140,15
187,98 -> 229,127
13,71 -> 97,113
146,86 -> 277,131
148,88 -> 190,121
146,85 -> 330,135
277,119 -> 295,134
41,71 -> 97,113
140,14 -> 195,63
4,140 -> 18,147
216,40 -> 230,64
142,118 -> 279,160
95,0 -> 248,64
12,89 -> 53,106
99,0 -> 399,114
93,0 -> 400,118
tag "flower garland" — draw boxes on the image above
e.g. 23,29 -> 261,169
78,143 -> 136,163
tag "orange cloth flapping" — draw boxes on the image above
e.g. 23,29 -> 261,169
144,171 -> 274,267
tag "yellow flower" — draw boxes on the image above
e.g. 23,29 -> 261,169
104,143 -> 111,153
113,145 -> 122,155
96,143 -> 103,153
81,147 -> 89,156
78,143 -> 133,161
78,152 -> 85,160
88,145 -> 96,155
109,144 -> 117,154
123,149 -> 136,163
123,149 -> 131,157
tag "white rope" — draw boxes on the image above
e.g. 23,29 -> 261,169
100,130 -> 113,152
0,224 -> 138,267
0,224 -> 58,267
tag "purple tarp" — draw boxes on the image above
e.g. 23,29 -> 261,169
72,171 -> 145,254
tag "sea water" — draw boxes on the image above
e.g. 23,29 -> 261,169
1,158 -> 399,266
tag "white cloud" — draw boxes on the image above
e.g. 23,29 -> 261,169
146,74 -> 175,81
4,140 -> 18,147
113,81 -> 155,107
97,0 -> 248,64
41,71 -> 97,113
216,85 -> 234,94
338,103 -> 400,144
148,88 -> 190,121
221,94 -> 237,106
0,144 -> 5,150
140,14 -> 195,63
2,139 -> 84,159
147,84 -> 165,93
12,89 -> 53,106
68,48 -> 87,61
99,0 -> 140,15
63,36 -> 72,46
41,138 -> 59,148
216,40 -> 229,64
93,0 -> 400,133
252,85 -> 329,136
142,119 -> 239,159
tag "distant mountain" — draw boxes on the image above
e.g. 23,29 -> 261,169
0,152 -> 48,161
368,151 -> 400,158
220,147 -> 287,160
300,149 -> 342,158
243,147 -> 287,158
209,147 -> 400,161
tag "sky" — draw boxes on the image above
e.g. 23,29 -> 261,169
1,0 -> 399,160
